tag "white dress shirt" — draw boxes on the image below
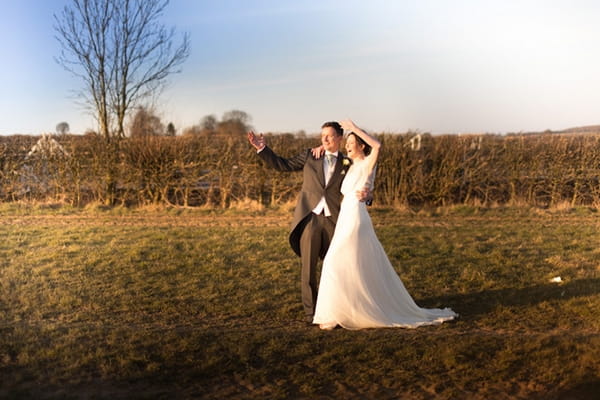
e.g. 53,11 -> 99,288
312,151 -> 339,216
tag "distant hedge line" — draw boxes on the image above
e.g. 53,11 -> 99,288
1,132 -> 600,208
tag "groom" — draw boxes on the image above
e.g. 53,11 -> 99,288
248,122 -> 351,323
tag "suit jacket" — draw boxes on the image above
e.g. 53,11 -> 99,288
258,146 -> 350,257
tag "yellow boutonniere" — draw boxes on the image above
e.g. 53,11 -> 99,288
341,157 -> 351,175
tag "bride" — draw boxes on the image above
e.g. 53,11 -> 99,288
313,120 -> 457,330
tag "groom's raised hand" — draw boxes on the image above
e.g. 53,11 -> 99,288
356,186 -> 373,205
247,131 -> 266,151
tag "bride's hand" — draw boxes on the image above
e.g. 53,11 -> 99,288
311,145 -> 325,159
340,119 -> 358,133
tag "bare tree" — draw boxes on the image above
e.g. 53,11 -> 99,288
166,122 -> 176,136
56,122 -> 70,135
218,109 -> 252,136
222,110 -> 251,126
55,0 -> 113,140
200,114 -> 218,135
54,0 -> 189,141
129,106 -> 164,137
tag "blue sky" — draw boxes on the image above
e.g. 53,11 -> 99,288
1,0 -> 599,135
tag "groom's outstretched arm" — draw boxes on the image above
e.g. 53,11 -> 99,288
257,146 -> 308,172
248,131 -> 307,172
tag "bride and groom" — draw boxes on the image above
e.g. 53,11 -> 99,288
247,120 -> 456,330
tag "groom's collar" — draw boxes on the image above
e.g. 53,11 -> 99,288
325,151 -> 339,157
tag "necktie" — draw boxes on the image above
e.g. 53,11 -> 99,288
326,154 -> 335,167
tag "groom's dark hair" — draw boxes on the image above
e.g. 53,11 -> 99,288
321,121 -> 343,137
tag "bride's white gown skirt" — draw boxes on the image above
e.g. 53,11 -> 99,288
313,157 -> 457,329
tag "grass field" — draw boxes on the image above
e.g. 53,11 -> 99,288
1,204 -> 599,399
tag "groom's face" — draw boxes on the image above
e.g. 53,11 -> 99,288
321,127 -> 343,153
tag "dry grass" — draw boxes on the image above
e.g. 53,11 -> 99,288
0,205 -> 599,399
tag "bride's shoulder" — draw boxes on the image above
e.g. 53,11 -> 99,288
362,152 -> 378,173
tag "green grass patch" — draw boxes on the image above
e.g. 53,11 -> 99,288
0,208 -> 599,399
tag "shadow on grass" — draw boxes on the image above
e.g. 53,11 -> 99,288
418,278 -> 600,318
546,378 -> 600,400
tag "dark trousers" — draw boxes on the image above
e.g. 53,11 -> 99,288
299,212 -> 336,318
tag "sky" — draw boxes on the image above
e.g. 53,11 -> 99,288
1,0 -> 600,136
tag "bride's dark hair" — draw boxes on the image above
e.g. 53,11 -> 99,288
348,132 -> 371,156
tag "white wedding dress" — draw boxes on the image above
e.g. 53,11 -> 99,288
313,154 -> 457,329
